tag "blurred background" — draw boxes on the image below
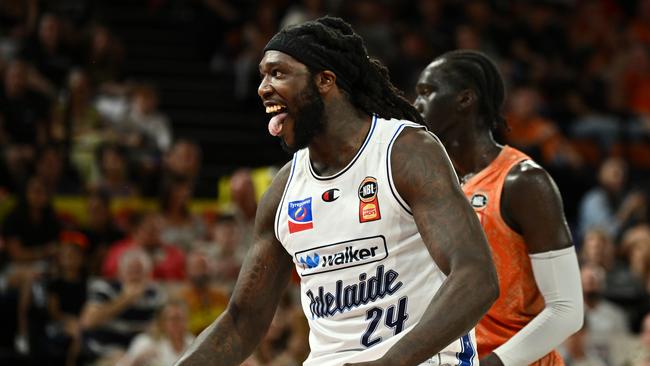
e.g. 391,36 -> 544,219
0,0 -> 649,365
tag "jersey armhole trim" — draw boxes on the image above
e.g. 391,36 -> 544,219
274,155 -> 298,242
386,123 -> 426,215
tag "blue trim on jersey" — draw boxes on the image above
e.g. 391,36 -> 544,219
275,155 -> 299,242
308,115 -> 377,181
386,124 -> 414,215
457,334 -> 475,366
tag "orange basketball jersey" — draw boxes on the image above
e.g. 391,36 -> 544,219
462,146 -> 563,366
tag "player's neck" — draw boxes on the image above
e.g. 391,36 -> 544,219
445,125 -> 501,178
309,99 -> 371,176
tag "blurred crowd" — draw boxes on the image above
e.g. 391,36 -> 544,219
1,0 -> 650,366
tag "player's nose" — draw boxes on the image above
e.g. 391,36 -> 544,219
258,76 -> 273,100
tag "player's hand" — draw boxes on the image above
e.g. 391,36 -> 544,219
480,352 -> 504,366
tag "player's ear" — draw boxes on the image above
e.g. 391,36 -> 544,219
457,89 -> 477,111
315,70 -> 337,94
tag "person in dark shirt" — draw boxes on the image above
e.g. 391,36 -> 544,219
19,13 -> 74,88
0,60 -> 51,194
2,176 -> 61,265
82,190 -> 124,276
46,233 -> 89,366
3,177 -> 62,356
0,59 -> 50,146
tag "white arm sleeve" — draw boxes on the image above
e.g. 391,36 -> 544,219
493,246 -> 584,366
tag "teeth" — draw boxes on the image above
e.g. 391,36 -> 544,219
265,105 -> 285,113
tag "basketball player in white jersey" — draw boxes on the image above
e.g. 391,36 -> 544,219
175,17 -> 498,366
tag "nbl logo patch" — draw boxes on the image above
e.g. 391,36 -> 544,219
288,197 -> 314,234
358,176 -> 381,223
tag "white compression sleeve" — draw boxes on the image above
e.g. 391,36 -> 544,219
492,246 -> 583,366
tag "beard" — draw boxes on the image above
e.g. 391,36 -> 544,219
281,79 -> 325,154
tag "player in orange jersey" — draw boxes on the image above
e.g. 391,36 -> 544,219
414,50 -> 583,366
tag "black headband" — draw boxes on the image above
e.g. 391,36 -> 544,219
263,31 -> 356,93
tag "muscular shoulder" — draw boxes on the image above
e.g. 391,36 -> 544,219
390,127 -> 457,203
504,160 -> 555,198
502,160 -> 573,253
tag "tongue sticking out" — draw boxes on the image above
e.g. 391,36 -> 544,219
268,113 -> 288,137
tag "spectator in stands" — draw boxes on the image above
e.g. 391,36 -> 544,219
20,13 -> 73,88
561,318 -> 607,366
0,60 -> 50,191
3,177 -> 62,355
230,168 -> 256,225
103,213 -> 186,281
163,140 -> 201,181
81,248 -> 165,363
2,176 -> 60,264
33,144 -> 81,195
581,228 -> 645,310
52,68 -> 105,183
82,190 -> 124,276
504,85 -> 583,169
117,300 -> 194,366
176,250 -> 228,335
84,25 -> 124,87
124,84 -> 171,153
578,157 -> 647,239
159,175 -> 205,252
207,213 -> 243,287
160,139 -> 211,196
581,264 -> 630,364
580,228 -> 616,270
622,312 -> 650,366
603,224 -> 650,332
45,232 -> 89,366
91,143 -> 138,198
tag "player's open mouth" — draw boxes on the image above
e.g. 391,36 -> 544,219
265,104 -> 287,115
266,104 -> 288,137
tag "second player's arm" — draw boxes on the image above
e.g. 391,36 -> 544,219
481,162 -> 583,366
353,129 -> 499,366
174,163 -> 294,366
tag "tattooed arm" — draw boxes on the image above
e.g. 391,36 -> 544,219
348,129 -> 499,366
175,163 -> 294,366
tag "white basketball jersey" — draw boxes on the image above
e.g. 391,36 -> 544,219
275,116 -> 477,366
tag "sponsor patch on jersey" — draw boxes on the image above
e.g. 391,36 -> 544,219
295,235 -> 388,276
358,177 -> 381,222
321,188 -> 340,202
288,197 -> 314,233
470,193 -> 488,209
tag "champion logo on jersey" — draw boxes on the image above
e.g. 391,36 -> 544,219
358,177 -> 381,223
321,188 -> 340,202
288,197 -> 314,233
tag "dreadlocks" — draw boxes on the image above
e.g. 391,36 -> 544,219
265,16 -> 424,125
438,50 -> 507,131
